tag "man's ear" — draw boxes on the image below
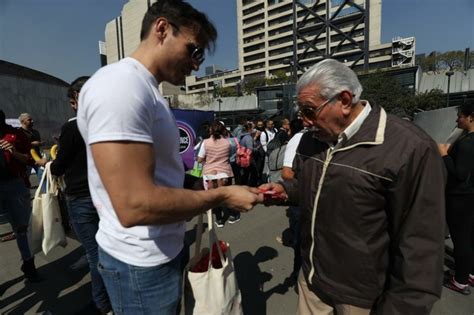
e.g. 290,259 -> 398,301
153,18 -> 169,42
339,90 -> 354,116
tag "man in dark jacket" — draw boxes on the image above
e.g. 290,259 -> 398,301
260,59 -> 446,314
50,76 -> 111,314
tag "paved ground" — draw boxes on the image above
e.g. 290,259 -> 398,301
1,199 -> 474,314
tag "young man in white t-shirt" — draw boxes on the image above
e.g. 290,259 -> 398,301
77,1 -> 262,313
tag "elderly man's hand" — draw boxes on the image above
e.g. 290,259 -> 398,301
258,182 -> 288,206
220,185 -> 263,212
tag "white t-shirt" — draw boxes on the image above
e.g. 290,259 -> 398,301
260,128 -> 276,152
283,131 -> 305,168
77,57 -> 185,267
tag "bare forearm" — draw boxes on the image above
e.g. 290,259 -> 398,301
117,185 -> 228,226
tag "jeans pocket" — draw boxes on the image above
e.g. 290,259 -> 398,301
131,261 -> 182,312
97,262 -> 123,314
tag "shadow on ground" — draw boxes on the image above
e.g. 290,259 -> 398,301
0,247 -> 91,315
235,246 -> 295,315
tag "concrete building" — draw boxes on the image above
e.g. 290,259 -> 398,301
186,0 -> 415,96
102,0 -> 415,104
0,60 -> 70,146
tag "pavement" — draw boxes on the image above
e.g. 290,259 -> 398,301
1,189 -> 474,314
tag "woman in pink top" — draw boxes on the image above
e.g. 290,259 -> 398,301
198,121 -> 240,227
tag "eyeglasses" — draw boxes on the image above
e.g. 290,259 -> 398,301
168,22 -> 205,65
298,95 -> 337,120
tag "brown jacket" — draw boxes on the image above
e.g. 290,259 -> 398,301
282,104 -> 446,314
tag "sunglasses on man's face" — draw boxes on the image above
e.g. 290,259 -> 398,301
186,43 -> 205,65
297,95 -> 337,121
169,21 -> 205,65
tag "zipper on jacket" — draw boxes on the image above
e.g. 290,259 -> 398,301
308,149 -> 333,285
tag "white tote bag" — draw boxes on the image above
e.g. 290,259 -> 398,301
184,210 -> 243,315
29,162 -> 67,255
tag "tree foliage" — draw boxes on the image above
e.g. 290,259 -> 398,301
242,76 -> 267,95
417,50 -> 473,72
214,85 -> 237,97
360,72 -> 444,118
267,69 -> 292,85
239,70 -> 292,95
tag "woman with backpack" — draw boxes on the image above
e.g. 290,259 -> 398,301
239,122 -> 259,188
197,121 -> 240,227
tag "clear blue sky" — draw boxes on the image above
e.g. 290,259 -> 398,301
1,0 -> 472,83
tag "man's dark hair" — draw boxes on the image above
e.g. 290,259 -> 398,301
290,118 -> 304,135
67,76 -> 90,98
244,122 -> 254,131
140,0 -> 217,53
459,103 -> 474,117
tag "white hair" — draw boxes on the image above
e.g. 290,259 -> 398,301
296,59 -> 363,104
18,113 -> 31,122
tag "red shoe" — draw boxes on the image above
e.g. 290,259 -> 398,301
468,276 -> 474,287
444,277 -> 471,295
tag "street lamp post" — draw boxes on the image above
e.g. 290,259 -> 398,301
446,70 -> 454,107
217,98 -> 223,118
283,59 -> 297,83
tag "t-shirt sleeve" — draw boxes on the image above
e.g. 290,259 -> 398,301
80,74 -> 155,145
197,140 -> 206,158
283,133 -> 303,168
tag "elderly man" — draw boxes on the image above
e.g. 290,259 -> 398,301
261,59 -> 445,314
77,1 -> 261,313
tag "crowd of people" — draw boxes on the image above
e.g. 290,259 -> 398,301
1,0 -> 474,314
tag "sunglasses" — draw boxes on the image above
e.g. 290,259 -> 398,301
186,43 -> 205,65
169,22 -> 205,65
298,95 -> 337,120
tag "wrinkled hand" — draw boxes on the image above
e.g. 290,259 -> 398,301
220,185 -> 263,212
438,143 -> 450,157
257,182 -> 288,206
0,140 -> 14,152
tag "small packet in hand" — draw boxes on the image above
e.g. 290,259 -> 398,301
259,188 -> 286,202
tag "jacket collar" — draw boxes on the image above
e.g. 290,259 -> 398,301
340,102 -> 386,150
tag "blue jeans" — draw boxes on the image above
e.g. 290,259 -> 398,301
98,246 -> 184,315
0,177 -> 32,261
66,195 -> 111,313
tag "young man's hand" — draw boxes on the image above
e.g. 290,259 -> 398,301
220,185 -> 263,212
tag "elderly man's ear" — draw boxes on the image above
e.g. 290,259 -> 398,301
339,90 -> 354,116
339,91 -> 353,107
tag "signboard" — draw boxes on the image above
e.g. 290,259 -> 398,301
172,109 -> 214,170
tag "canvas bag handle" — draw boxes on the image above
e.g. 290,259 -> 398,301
191,178 -> 226,268
34,163 -> 49,198
44,162 -> 59,195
